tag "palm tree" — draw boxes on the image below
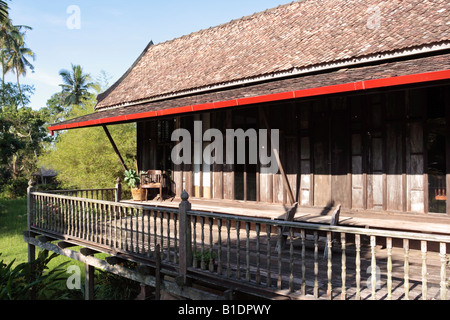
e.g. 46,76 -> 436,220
59,64 -> 94,106
0,18 -> 17,104
0,18 -> 34,108
9,25 -> 35,108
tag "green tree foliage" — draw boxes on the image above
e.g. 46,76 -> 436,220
0,14 -> 34,107
0,7 -> 136,197
41,92 -> 69,125
8,25 -> 35,108
0,4 -> 41,198
40,64 -> 136,190
0,1 -> 8,24
39,94 -> 136,190
59,64 -> 95,106
0,83 -> 47,198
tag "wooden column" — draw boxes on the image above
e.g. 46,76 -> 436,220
81,248 -> 97,300
178,191 -> 192,284
155,244 -> 161,300
27,179 -> 36,263
85,264 -> 95,300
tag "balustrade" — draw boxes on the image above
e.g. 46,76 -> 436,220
27,186 -> 450,300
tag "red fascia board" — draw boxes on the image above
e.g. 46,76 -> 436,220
48,69 -> 450,134
363,69 -> 450,90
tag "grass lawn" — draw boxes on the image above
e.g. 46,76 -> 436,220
0,198 -> 29,266
0,197 -> 145,300
1,198 -> 83,265
0,198 -> 86,295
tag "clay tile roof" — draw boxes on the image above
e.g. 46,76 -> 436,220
96,0 -> 450,110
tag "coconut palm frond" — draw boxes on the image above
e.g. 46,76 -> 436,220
0,1 -> 9,24
58,64 -> 94,106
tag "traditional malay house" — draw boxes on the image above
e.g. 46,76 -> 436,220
48,0 -> 450,234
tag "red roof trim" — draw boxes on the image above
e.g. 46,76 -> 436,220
49,69 -> 450,135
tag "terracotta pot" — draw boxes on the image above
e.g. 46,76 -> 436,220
131,188 -> 145,201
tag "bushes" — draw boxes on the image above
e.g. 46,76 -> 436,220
0,176 -> 29,199
0,251 -> 71,300
1,250 -> 143,300
0,195 -> 141,300
95,261 -> 141,300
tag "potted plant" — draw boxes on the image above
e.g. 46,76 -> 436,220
194,250 -> 218,271
124,169 -> 145,201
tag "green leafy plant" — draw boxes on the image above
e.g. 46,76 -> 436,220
124,169 -> 140,189
0,250 -> 71,300
194,250 -> 217,269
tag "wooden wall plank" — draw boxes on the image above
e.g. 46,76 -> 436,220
211,112 -> 224,200
286,137 -> 299,203
202,114 -> 211,199
300,137 -> 311,206
331,104 -> 351,209
352,134 -> 364,209
223,110 -> 234,200
173,117 -> 183,198
386,122 -> 403,211
407,121 -> 425,213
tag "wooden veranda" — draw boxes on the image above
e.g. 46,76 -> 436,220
24,183 -> 450,300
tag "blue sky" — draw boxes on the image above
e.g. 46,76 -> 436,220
7,0 -> 293,110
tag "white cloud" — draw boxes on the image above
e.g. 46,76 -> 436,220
27,70 -> 60,88
41,13 -> 67,28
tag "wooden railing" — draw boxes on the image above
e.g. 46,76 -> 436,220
185,209 -> 449,300
28,192 -> 177,265
27,187 -> 450,300
42,179 -> 121,202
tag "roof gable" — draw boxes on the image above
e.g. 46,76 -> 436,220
96,0 -> 450,110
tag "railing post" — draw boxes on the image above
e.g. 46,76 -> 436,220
178,190 -> 192,284
115,177 -> 122,202
27,179 -> 36,263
